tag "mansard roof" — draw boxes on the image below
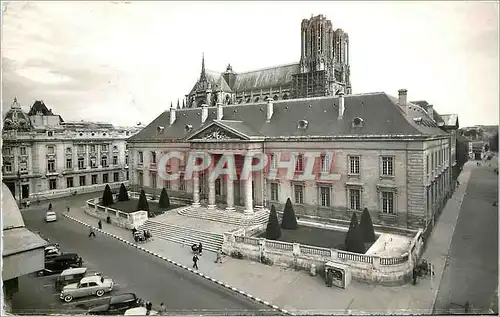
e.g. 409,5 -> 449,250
129,92 -> 449,143
28,100 -> 52,115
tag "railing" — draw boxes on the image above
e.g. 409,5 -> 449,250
235,236 -> 259,245
337,250 -> 374,264
265,240 -> 293,252
380,254 -> 408,265
300,245 -> 331,257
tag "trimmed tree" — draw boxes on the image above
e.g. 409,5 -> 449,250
266,205 -> 281,240
118,183 -> 129,202
136,189 -> 150,211
158,188 -> 170,209
281,198 -> 298,229
359,208 -> 376,243
102,184 -> 114,206
345,213 -> 365,253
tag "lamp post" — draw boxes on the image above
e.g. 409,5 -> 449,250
17,169 -> 22,208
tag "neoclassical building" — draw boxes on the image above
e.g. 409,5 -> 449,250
183,14 -> 351,109
1,98 -> 141,202
128,89 -> 458,230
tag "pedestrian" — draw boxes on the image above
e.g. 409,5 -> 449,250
98,220 -> 102,230
26,200 -> 30,208
48,202 -> 53,211
192,254 -> 199,269
66,202 -> 70,212
145,301 -> 152,315
89,227 -> 96,238
215,248 -> 222,263
198,242 -> 203,255
159,302 -> 166,315
37,197 -> 40,205
132,227 -> 137,234
412,268 -> 418,285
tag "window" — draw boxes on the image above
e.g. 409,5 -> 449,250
90,145 -> 96,153
66,177 -> 74,188
20,147 -> 27,156
270,153 -> 277,169
179,174 -> 185,191
113,156 -> 118,165
79,176 -> 86,186
113,172 -> 119,182
348,156 -> 360,175
349,188 -> 361,210
48,131 -> 53,137
270,183 -> 279,201
295,154 -> 303,172
125,155 -> 129,165
215,178 -> 221,196
319,186 -> 331,207
151,172 -> 157,188
426,155 -> 429,176
381,156 -> 394,176
294,184 -> 304,204
90,157 -> 97,168
113,146 -> 118,152
66,147 -> 72,154
321,154 -> 330,173
47,159 -> 55,172
138,152 -> 143,164
103,173 -> 109,183
19,161 -> 27,172
49,179 -> 57,190
151,152 -> 156,164
164,178 -> 170,190
66,158 -> 72,169
78,157 -> 85,169
78,145 -> 85,154
3,147 -> 11,155
101,156 -> 108,167
101,144 -> 108,152
381,191 -> 394,214
91,174 -> 98,185
47,146 -> 55,154
4,162 -> 12,173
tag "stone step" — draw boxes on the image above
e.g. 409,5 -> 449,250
179,208 -> 269,226
138,220 -> 223,252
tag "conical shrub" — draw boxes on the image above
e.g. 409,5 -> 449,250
159,188 -> 170,209
102,184 -> 114,206
118,183 -> 129,202
281,198 -> 298,230
136,189 -> 150,211
359,208 -> 376,243
266,205 -> 281,240
345,212 -> 365,253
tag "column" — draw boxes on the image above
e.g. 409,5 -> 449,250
192,171 -> 200,207
225,175 -> 235,211
244,170 -> 254,216
207,177 -> 216,209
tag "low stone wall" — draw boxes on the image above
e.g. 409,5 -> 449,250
84,198 -> 147,230
222,229 -> 424,286
128,191 -> 190,207
31,182 -> 127,202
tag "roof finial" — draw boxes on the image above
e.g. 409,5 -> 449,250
177,99 -> 180,109
182,99 -> 185,109
170,101 -> 173,109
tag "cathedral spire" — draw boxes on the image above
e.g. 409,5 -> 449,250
200,53 -> 207,81
177,99 -> 180,109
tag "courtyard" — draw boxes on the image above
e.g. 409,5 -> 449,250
109,199 -> 184,215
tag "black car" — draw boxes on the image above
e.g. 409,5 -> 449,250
38,253 -> 83,276
87,293 -> 141,315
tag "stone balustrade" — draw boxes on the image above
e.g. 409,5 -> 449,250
85,198 -> 147,230
31,181 -> 126,201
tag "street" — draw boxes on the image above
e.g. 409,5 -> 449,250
14,200 -> 277,315
433,165 -> 499,313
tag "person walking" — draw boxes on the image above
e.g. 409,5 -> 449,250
98,220 -> 102,230
48,202 -> 53,211
66,202 -> 70,212
89,227 -> 96,238
215,248 -> 222,263
26,200 -> 30,208
192,254 -> 199,269
145,301 -> 153,315
198,242 -> 203,255
158,303 -> 166,315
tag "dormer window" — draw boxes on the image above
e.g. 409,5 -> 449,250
185,124 -> 193,133
297,119 -> 309,130
47,131 -> 54,137
352,117 -> 364,128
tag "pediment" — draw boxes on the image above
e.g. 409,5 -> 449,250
188,122 -> 249,141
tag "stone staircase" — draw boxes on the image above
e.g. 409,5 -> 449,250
178,207 -> 269,226
137,219 -> 224,252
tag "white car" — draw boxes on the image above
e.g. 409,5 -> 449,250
45,211 -> 57,222
60,275 -> 114,302
124,307 -> 158,315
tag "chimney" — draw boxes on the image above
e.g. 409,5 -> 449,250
201,104 -> 209,123
338,91 -> 345,119
216,102 -> 223,120
266,97 -> 274,122
427,104 -> 434,121
169,103 -> 176,125
398,89 -> 408,113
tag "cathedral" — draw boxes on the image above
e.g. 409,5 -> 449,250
185,14 -> 351,108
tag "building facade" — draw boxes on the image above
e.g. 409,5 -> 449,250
128,89 -> 457,230
184,14 -> 351,109
2,98 -> 140,202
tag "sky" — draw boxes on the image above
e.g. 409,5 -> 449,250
1,1 -> 499,127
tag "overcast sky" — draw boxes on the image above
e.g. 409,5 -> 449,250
2,1 -> 498,127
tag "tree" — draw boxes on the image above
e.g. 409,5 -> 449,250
266,205 -> 281,240
102,184 -> 114,206
118,183 -> 129,202
490,132 -> 498,152
359,208 -> 376,243
159,188 -> 170,209
281,198 -> 298,229
136,189 -> 150,211
344,213 -> 365,253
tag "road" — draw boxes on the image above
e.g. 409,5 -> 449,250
433,165 -> 498,313
14,202 -> 278,315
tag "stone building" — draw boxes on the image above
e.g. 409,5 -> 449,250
1,98 -> 140,202
184,14 -> 351,109
127,89 -> 457,230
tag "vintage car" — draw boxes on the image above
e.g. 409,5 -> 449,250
60,275 -> 114,303
39,253 -> 83,276
55,267 -> 102,291
45,211 -> 57,222
87,293 -> 142,315
44,245 -> 62,260
124,307 -> 158,315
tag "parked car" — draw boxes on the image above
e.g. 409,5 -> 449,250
39,253 -> 83,276
55,267 -> 102,291
44,245 -> 62,260
124,307 -> 158,315
60,275 -> 114,303
87,293 -> 142,315
45,211 -> 57,222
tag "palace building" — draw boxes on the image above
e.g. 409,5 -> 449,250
2,98 -> 141,202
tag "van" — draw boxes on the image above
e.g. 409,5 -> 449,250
55,267 -> 96,291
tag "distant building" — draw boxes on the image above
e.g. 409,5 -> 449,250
2,98 -> 141,202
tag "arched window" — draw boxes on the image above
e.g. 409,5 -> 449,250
246,97 -> 251,103
254,97 -> 260,103
283,94 -> 289,100
273,95 -> 279,101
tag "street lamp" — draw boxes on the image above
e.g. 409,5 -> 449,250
17,169 -> 22,208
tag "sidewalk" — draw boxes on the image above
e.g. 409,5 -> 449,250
65,164 -> 473,315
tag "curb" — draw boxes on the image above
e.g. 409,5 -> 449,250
63,214 -> 293,316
